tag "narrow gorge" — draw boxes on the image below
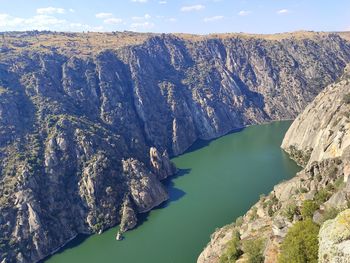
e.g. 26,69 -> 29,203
198,65 -> 350,262
1,31 -> 350,262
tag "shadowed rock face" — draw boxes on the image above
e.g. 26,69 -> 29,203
1,31 -> 350,262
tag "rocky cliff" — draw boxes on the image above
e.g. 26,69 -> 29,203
281,65 -> 350,165
1,31 -> 350,263
198,65 -> 350,263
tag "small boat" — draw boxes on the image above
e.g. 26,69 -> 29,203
98,229 -> 102,235
116,231 -> 123,241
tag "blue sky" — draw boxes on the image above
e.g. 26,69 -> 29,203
0,0 -> 349,34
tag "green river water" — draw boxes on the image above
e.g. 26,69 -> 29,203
45,121 -> 300,263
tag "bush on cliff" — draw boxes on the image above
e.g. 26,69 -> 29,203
242,238 -> 265,263
301,200 -> 319,219
343,93 -> 350,104
278,219 -> 319,263
219,230 -> 242,263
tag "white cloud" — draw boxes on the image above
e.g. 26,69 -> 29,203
69,9 -> 75,13
131,0 -> 148,3
277,9 -> 289,14
132,14 -> 151,21
167,18 -> 177,22
36,7 -> 66,15
130,21 -> 154,30
0,13 -> 66,29
238,10 -> 251,16
204,16 -> 224,22
159,1 -> 167,4
95,13 -> 113,19
96,12 -> 123,26
0,13 -> 103,31
180,4 -> 205,12
103,17 -> 123,25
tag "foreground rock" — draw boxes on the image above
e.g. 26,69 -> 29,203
198,65 -> 350,263
319,209 -> 350,263
1,31 -> 350,262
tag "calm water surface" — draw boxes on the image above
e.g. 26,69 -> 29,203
45,121 -> 300,263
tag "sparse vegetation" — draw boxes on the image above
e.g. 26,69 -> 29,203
288,145 -> 312,166
301,200 -> 319,219
235,216 -> 244,227
343,93 -> 350,104
249,207 -> 258,221
284,203 -> 299,221
278,219 -> 319,263
263,194 -> 279,217
314,188 -> 332,205
219,231 -> 242,263
242,238 -> 265,263
319,207 -> 341,224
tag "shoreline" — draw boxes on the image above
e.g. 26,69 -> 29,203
38,119 -> 295,263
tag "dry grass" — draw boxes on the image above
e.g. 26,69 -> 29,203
175,30 -> 340,42
0,31 -> 156,56
0,30 -> 349,57
337,31 -> 350,42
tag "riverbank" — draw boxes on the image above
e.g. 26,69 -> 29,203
44,121 -> 300,263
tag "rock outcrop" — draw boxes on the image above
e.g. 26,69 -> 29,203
282,65 -> 350,165
150,147 -> 176,180
119,195 -> 138,233
1,31 -> 350,262
198,65 -> 350,263
319,209 -> 350,263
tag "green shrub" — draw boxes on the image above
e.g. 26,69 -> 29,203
299,187 -> 308,193
301,200 -> 319,219
268,205 -> 274,217
284,203 -> 299,221
235,216 -> 244,227
334,177 -> 345,190
242,238 -> 265,263
278,219 -> 320,263
343,93 -> 350,104
264,195 -> 279,216
219,230 -> 242,263
314,189 -> 332,205
249,207 -> 258,221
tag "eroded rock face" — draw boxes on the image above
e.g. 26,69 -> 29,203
150,147 -> 177,180
122,158 -> 168,213
1,32 -> 350,262
119,195 -> 137,233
